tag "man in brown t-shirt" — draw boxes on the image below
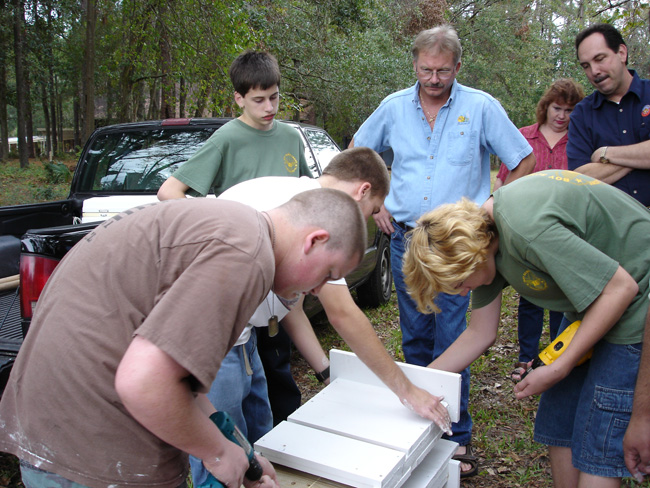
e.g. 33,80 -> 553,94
0,189 -> 365,488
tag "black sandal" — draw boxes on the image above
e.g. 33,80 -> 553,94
511,361 -> 528,382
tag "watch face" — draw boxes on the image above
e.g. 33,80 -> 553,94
599,157 -> 610,164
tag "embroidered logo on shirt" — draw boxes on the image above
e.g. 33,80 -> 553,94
534,170 -> 602,186
284,153 -> 298,173
642,105 -> 650,117
523,270 -> 547,291
457,114 -> 470,124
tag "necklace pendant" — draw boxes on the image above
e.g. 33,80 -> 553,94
268,315 -> 279,337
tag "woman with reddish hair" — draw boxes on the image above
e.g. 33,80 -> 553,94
493,78 -> 585,378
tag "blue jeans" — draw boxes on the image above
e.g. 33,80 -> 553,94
190,329 -> 272,486
19,461 -> 188,488
517,296 -> 564,362
534,335 -> 641,478
391,226 -> 472,446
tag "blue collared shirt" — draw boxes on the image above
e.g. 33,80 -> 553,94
354,80 -> 532,226
567,70 -> 650,205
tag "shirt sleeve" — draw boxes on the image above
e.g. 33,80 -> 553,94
481,99 -> 532,170
173,137 -> 223,197
566,104 -> 593,170
472,272 -> 508,309
353,101 -> 391,153
523,223 -> 619,313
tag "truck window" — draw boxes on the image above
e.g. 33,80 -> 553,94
77,128 -> 217,193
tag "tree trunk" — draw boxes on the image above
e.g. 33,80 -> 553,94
136,80 -> 146,120
0,0 -> 9,160
0,60 -> 8,161
158,0 -> 174,119
25,68 -> 35,158
12,0 -> 29,168
81,0 -> 96,145
49,68 -> 57,154
45,2 -> 57,155
117,63 -> 133,123
179,76 -> 186,118
148,80 -> 158,120
41,82 -> 51,160
74,97 -> 80,149
57,90 -> 63,151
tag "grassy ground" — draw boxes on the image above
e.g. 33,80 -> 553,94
0,156 -> 76,207
0,160 -> 647,487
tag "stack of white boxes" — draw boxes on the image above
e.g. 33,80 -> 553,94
255,350 -> 462,487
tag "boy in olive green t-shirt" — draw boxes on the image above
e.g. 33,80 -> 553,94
157,50 -> 311,200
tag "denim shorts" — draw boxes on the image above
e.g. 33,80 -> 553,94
533,339 -> 641,478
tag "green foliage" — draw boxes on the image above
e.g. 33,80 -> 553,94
4,0 -> 649,152
43,161 -> 72,184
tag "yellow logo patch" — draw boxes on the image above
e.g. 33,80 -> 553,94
522,270 -> 547,291
284,153 -> 298,173
534,170 -> 601,186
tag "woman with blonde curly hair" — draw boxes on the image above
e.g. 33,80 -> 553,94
403,169 -> 650,487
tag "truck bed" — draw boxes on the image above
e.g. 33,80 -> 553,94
0,288 -> 21,391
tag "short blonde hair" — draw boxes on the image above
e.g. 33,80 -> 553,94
403,198 -> 496,313
282,188 -> 367,262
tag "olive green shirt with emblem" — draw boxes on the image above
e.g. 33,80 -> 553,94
472,170 -> 650,344
171,119 -> 312,197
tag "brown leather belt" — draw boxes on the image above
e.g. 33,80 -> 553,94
394,221 -> 414,232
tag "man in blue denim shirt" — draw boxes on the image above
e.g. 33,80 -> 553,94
350,24 -> 534,477
567,23 -> 650,207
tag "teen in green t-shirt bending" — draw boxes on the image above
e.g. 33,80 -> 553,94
402,169 -> 650,487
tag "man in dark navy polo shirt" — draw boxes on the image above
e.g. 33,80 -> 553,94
567,23 -> 650,206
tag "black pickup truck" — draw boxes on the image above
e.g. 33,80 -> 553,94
0,118 -> 392,394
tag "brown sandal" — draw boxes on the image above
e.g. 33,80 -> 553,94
453,443 -> 479,478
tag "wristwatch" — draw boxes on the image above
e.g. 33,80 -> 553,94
315,366 -> 330,383
599,146 -> 610,164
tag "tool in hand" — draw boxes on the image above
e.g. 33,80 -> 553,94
521,320 -> 592,379
198,411 -> 264,488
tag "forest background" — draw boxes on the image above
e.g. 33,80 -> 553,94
1,0 -> 649,169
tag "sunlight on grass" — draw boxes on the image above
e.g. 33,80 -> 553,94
0,158 -> 73,206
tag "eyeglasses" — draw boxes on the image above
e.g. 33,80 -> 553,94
417,68 -> 454,81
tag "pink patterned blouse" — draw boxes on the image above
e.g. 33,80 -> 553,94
495,123 -> 568,184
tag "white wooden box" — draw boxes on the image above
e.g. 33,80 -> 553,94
255,350 -> 462,488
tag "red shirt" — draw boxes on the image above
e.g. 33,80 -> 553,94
496,123 -> 568,183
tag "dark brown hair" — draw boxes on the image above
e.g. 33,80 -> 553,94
229,50 -> 281,96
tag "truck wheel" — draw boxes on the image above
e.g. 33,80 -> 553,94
356,235 -> 392,308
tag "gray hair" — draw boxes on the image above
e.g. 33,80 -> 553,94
412,25 -> 462,66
